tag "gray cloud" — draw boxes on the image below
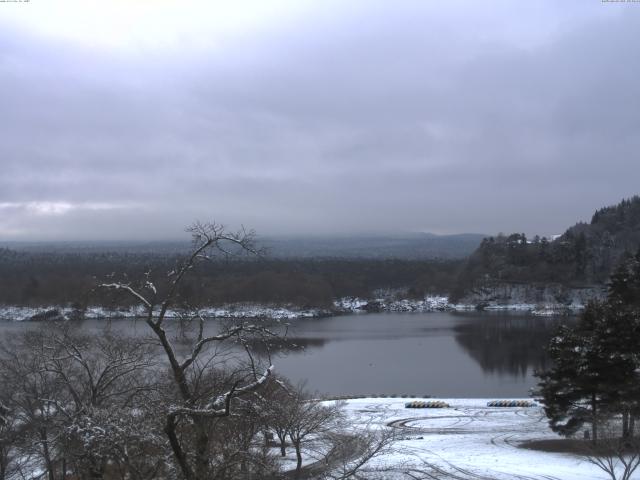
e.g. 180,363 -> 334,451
0,1 -> 639,240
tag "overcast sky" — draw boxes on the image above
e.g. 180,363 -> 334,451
0,0 -> 639,241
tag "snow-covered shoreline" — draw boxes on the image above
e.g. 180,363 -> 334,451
0,304 -> 332,322
0,296 -> 583,322
334,296 -> 582,316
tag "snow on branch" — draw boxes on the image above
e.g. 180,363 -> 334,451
100,283 -> 152,309
179,323 -> 279,371
168,365 -> 274,419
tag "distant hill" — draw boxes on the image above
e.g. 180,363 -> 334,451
260,233 -> 486,259
452,196 -> 640,300
3,233 -> 486,260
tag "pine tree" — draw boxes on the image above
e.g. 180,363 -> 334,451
537,248 -> 640,442
603,248 -> 640,436
595,305 -> 640,438
537,303 -> 611,442
608,248 -> 640,309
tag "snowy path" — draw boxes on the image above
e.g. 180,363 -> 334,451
336,398 -> 615,480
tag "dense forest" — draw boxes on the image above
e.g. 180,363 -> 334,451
451,196 -> 640,300
0,249 -> 462,309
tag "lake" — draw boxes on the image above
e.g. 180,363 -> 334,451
274,311 -> 569,397
0,311 -> 571,398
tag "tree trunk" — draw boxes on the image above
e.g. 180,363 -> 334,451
86,456 -> 105,480
623,410 -> 629,438
278,434 -> 287,457
194,422 -> 210,480
39,428 -> 56,480
0,448 -> 6,480
291,435 -> 303,478
164,415 -> 194,480
591,393 -> 598,444
89,466 -> 104,479
630,415 -> 636,438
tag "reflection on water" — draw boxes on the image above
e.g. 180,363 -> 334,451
453,315 -> 569,378
272,312 -> 574,397
246,336 -> 327,355
0,312 -> 574,397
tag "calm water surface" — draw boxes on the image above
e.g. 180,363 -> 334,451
0,312 -> 572,397
274,312 -> 569,397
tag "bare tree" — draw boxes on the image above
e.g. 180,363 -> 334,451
260,375 -> 398,480
45,328 -> 158,480
101,222 -> 282,480
207,386 -> 282,479
285,386 -> 342,478
0,329 -> 68,480
584,422 -> 640,480
321,426 -> 397,480
0,398 -> 24,480
262,375 -> 297,457
0,325 -> 160,480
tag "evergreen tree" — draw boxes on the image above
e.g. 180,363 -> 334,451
603,248 -> 640,436
537,303 -> 611,442
537,249 -> 640,442
608,248 -> 640,309
574,232 -> 588,278
595,305 -> 640,438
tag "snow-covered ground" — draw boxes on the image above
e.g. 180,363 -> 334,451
0,295 -> 583,321
0,304 -> 330,322
335,296 -> 582,316
335,397 -> 608,480
334,295 -> 450,313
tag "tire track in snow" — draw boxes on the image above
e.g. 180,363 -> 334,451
388,406 -> 563,480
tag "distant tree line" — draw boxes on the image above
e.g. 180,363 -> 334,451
0,248 -> 462,309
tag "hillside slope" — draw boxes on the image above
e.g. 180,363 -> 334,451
452,196 -> 640,305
